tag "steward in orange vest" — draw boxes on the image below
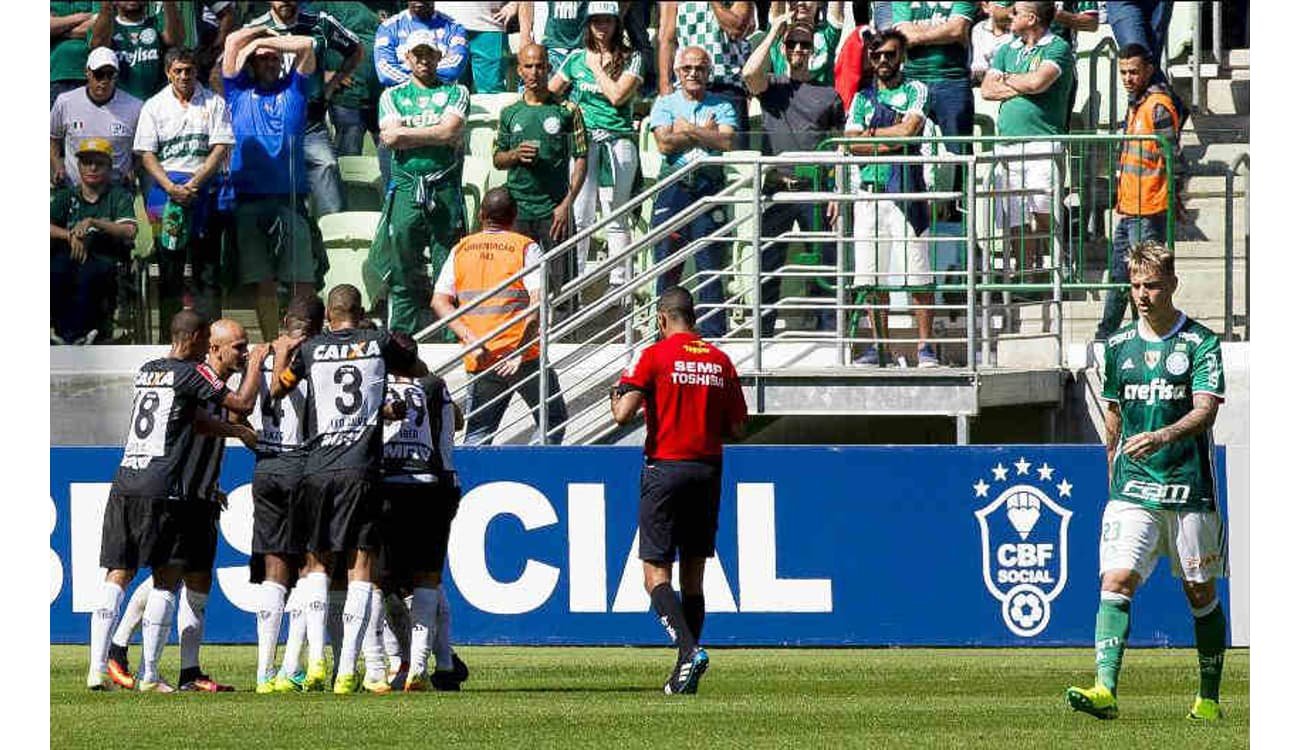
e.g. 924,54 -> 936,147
1117,64 -> 1181,218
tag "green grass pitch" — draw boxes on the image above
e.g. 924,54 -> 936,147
51,645 -> 1248,748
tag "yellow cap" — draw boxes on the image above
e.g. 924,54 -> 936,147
75,138 -> 114,160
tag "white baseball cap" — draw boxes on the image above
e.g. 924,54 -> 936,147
404,29 -> 441,54
86,47 -> 119,72
587,1 -> 620,18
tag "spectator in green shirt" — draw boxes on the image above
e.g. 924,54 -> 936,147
89,1 -> 184,101
766,1 -> 843,85
494,43 -> 589,303
980,0 -> 1075,269
51,2 -> 99,107
50,138 -> 139,344
321,1 -> 384,158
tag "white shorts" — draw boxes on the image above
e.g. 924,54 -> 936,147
992,143 -> 1060,229
1098,500 -> 1227,583
852,188 -> 932,288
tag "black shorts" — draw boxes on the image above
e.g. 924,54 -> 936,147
299,467 -> 380,554
251,462 -> 303,556
637,459 -> 723,563
99,491 -> 219,573
378,480 -> 461,591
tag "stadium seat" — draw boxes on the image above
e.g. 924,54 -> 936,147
469,92 -> 519,121
318,211 -> 381,310
338,155 -> 384,212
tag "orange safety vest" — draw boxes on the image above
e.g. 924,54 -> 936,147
1117,86 -> 1180,217
450,229 -> 539,372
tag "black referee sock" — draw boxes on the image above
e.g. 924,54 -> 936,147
682,594 -> 706,644
650,583 -> 696,659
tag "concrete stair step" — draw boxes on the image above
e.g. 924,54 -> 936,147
1187,173 -> 1248,197
1206,78 -> 1249,116
1183,113 -> 1250,144
1231,68 -> 1249,81
1176,199 -> 1248,244
1228,48 -> 1249,69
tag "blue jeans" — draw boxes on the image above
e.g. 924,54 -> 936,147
923,78 -> 974,194
652,177 -> 728,338
51,252 -> 118,342
1106,1 -> 1175,87
760,200 -> 834,334
303,122 -> 344,216
464,358 -> 568,445
1095,215 -> 1167,339
329,103 -> 377,157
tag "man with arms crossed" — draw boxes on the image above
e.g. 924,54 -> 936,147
611,286 -> 748,694
270,284 -> 426,694
1066,242 -> 1228,722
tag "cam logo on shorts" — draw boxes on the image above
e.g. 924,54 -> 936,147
973,457 -> 1074,637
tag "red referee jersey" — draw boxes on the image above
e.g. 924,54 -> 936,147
618,331 -> 748,461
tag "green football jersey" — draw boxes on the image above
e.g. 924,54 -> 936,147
378,80 -> 470,187
892,1 -> 978,81
494,97 -> 589,221
51,2 -> 98,84
543,1 -> 589,52
989,33 -> 1075,136
558,49 -> 642,134
845,80 -> 929,187
1102,315 -> 1225,512
768,21 -> 841,85
97,14 -> 167,101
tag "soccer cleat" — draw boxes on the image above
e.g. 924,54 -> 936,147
255,679 -> 276,695
137,679 -> 176,694
431,670 -> 462,691
663,647 -> 709,695
333,672 -> 360,695
106,657 -> 136,690
179,674 -> 236,692
1066,683 -> 1119,719
404,674 -> 430,692
272,671 -> 307,693
86,671 -> 118,691
1187,695 -> 1225,721
450,651 -> 470,683
363,677 -> 393,695
917,344 -> 940,368
302,659 -> 329,692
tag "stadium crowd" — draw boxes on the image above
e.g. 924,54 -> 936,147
51,1 -> 1185,366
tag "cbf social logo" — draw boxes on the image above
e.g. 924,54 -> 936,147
973,457 -> 1074,637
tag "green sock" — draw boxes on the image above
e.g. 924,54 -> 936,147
1095,594 -> 1131,694
1193,603 -> 1227,701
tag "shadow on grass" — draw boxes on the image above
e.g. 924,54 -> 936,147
467,685 -> 664,694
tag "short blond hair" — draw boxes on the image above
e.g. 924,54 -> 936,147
1127,240 -> 1175,278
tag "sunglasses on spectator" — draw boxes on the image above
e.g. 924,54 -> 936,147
676,65 -> 709,74
784,40 -> 813,51
89,68 -> 118,80
869,49 -> 901,61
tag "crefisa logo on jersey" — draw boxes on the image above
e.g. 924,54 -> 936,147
973,457 -> 1074,637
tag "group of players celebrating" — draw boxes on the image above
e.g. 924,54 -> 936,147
87,284 -> 467,694
81,242 -> 1231,717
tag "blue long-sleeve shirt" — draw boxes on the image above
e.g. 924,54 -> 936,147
373,8 -> 468,87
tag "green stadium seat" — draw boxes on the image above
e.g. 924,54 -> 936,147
319,211 -> 381,311
338,155 -> 384,211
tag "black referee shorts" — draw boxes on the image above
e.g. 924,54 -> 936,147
637,459 -> 723,564
377,480 -> 461,591
299,467 -> 380,554
99,491 -> 219,573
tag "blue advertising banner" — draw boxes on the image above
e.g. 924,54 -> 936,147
49,445 -> 1230,646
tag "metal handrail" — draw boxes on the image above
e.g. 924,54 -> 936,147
1225,152 -> 1249,341
1083,36 -> 1120,131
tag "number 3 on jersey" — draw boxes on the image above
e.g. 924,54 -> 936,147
124,386 -> 174,457
314,359 -> 383,434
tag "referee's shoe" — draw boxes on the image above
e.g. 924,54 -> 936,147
664,647 -> 709,695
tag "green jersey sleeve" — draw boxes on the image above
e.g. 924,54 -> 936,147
1101,336 -> 1121,401
623,51 -> 645,82
1191,335 -> 1226,399
377,87 -> 398,128
493,106 -> 515,154
989,41 -> 1010,73
845,91 -> 872,133
952,2 -> 978,20
445,84 -> 471,120
905,81 -> 930,117
107,186 -> 136,223
1044,36 -> 1076,77
557,49 -> 581,83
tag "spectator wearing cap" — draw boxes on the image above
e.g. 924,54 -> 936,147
50,139 -> 139,345
766,1 -> 843,85
90,1 -> 183,102
438,1 -> 517,93
221,26 -> 324,342
743,14 -> 845,335
51,47 -> 144,190
51,3 -> 99,107
243,1 -> 364,217
366,29 -> 470,334
134,46 -> 235,339
548,2 -> 643,286
374,2 -> 470,86
648,45 -> 738,339
658,2 -> 756,125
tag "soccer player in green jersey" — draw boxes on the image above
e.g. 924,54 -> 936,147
1066,242 -> 1228,722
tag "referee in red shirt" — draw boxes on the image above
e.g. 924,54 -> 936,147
611,286 -> 748,694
